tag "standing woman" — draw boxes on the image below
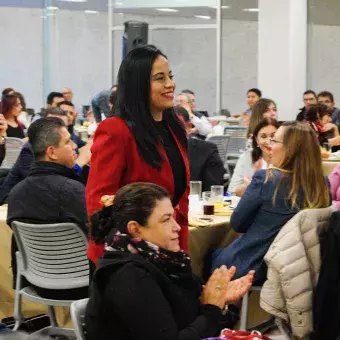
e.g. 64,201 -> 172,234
86,45 -> 189,268
1,93 -> 25,138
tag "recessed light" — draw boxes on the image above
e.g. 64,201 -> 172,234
116,2 -> 123,5
156,8 -> 178,12
243,8 -> 259,12
209,6 -> 230,9
194,15 -> 211,20
46,6 -> 59,10
84,10 -> 99,14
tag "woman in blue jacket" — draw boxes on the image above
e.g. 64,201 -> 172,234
211,121 -> 331,284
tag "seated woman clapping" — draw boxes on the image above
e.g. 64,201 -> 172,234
212,121 -> 331,285
86,183 -> 254,340
228,118 -> 279,196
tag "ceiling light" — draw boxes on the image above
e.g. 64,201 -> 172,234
46,6 -> 59,10
116,2 -> 123,5
156,8 -> 178,12
59,0 -> 87,2
194,15 -> 211,20
84,10 -> 99,14
243,8 -> 259,12
209,6 -> 230,9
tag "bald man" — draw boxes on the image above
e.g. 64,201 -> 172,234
62,87 -> 73,102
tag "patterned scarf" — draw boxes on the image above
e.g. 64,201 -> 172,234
105,229 -> 192,280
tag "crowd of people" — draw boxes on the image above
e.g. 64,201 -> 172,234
1,43 -> 340,339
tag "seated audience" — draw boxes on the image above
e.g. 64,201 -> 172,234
7,117 -> 89,299
1,93 -> 25,138
57,100 -> 85,148
305,104 -> 339,146
318,90 -> 340,126
328,165 -> 340,210
85,182 -> 254,340
62,87 -> 73,102
239,88 -> 262,125
35,92 -> 64,120
176,106 -> 225,191
0,108 -> 91,204
211,121 -> 331,284
228,118 -> 279,196
91,86 -> 115,123
176,93 -> 213,137
296,90 -> 317,121
246,98 -> 278,139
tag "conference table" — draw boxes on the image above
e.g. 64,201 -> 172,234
322,160 -> 340,176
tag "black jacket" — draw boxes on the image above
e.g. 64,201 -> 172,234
7,161 -> 87,232
86,251 -> 232,340
313,211 -> 340,340
188,137 -> 225,192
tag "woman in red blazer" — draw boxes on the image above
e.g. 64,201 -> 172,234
86,45 -> 190,267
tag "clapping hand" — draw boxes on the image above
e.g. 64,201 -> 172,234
224,269 -> 255,304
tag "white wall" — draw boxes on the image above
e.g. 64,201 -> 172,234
0,7 -> 108,112
0,7 -> 43,111
309,24 -> 340,107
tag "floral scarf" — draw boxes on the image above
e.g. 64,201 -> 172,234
105,229 -> 192,280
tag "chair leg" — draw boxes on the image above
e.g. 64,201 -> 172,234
13,255 -> 24,331
239,292 -> 249,331
48,305 -> 58,328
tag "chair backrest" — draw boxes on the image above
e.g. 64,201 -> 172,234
12,221 -> 89,290
224,126 -> 247,137
206,135 -> 230,163
2,137 -> 24,168
226,136 -> 247,158
71,298 -> 89,340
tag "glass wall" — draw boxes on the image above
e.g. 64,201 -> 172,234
308,0 -> 340,103
111,0 -> 217,114
220,0 -> 258,116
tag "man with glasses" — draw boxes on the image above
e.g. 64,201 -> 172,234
318,91 -> 340,126
296,90 -> 318,121
176,92 -> 212,138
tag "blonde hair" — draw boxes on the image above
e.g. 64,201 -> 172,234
268,121 -> 330,209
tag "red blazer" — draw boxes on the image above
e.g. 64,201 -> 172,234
86,117 -> 190,265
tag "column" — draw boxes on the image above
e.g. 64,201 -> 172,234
258,0 -> 307,121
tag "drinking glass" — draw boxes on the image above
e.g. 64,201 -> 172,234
202,191 -> 214,215
190,181 -> 202,200
211,185 -> 224,207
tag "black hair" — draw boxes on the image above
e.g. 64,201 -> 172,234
181,89 -> 195,96
174,106 -> 190,123
115,44 -> 187,170
318,90 -> 334,103
57,100 -> 74,108
14,92 -> 26,112
305,103 -> 332,123
251,118 -> 280,163
47,92 -> 63,105
303,90 -> 317,98
91,182 -> 170,243
28,117 -> 66,160
247,88 -> 262,97
109,91 -> 117,117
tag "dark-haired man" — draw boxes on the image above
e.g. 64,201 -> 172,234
57,100 -> 85,149
7,117 -> 89,299
318,91 -> 340,126
296,90 -> 317,121
0,108 -> 91,205
175,106 -> 225,191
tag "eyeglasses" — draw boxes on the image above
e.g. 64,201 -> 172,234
269,138 -> 284,145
